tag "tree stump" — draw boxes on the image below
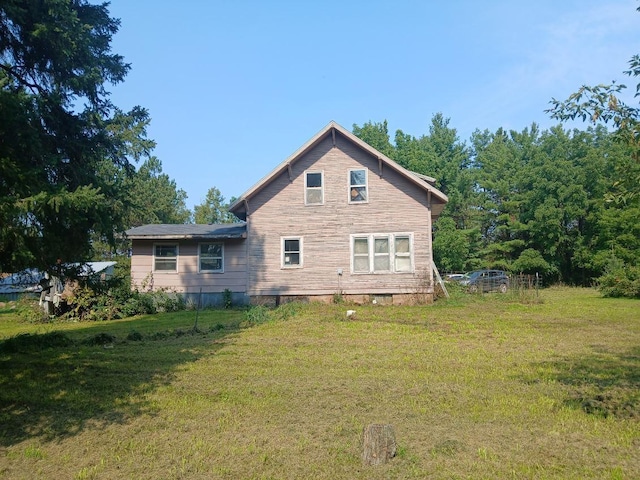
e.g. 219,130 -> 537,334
362,423 -> 397,466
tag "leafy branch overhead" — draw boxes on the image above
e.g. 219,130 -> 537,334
546,32 -> 640,205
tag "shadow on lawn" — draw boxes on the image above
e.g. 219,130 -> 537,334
0,319 -> 240,447
532,346 -> 640,419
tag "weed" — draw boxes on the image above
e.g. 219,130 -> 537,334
84,332 -> 116,346
431,439 -> 465,456
272,301 -> 304,320
23,444 -> 45,459
0,331 -> 74,353
222,289 -> 233,309
244,305 -> 270,324
127,330 -> 144,342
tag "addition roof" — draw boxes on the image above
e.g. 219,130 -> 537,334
229,121 -> 448,218
125,223 -> 247,240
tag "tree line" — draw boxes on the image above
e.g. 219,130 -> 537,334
352,116 -> 639,293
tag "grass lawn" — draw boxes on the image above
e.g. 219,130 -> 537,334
0,287 -> 638,479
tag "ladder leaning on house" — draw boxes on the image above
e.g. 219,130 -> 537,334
431,260 -> 449,298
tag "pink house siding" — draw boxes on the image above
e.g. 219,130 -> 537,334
129,238 -> 247,294
243,134 -> 437,299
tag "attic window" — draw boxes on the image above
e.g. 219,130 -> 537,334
349,168 -> 368,203
305,171 -> 323,205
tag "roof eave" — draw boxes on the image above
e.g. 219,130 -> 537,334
126,233 -> 247,241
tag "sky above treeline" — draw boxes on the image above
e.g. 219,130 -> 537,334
107,0 -> 639,211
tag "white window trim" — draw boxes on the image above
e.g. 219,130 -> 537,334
350,233 -> 414,274
281,236 -> 303,269
198,242 -> 224,273
153,243 -> 179,273
352,236 -> 370,274
304,170 -> 324,205
372,235 -> 391,273
393,235 -> 413,273
348,168 -> 369,204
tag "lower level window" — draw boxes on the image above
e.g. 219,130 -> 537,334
199,243 -> 223,272
351,234 -> 413,274
154,244 -> 178,271
394,236 -> 411,272
282,237 -> 302,268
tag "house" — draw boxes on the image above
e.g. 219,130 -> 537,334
126,121 -> 448,306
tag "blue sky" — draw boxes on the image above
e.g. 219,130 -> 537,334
107,0 -> 638,211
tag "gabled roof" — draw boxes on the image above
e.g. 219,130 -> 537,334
229,121 -> 448,217
125,223 -> 247,240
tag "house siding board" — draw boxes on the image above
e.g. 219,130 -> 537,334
130,239 -> 247,294
246,134 -> 435,296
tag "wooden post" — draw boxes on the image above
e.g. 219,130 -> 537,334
362,424 -> 397,466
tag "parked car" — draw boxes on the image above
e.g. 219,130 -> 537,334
459,270 -> 509,293
444,273 -> 466,283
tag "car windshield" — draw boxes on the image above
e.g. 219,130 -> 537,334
466,271 -> 483,280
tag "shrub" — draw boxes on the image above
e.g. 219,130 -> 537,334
16,296 -> 50,323
62,278 -> 187,321
598,261 -> 640,298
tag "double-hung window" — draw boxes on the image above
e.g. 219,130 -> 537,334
351,234 -> 413,274
305,171 -> 323,205
199,243 -> 223,272
394,236 -> 411,272
154,244 -> 178,272
282,237 -> 302,268
373,237 -> 390,272
353,237 -> 370,273
349,168 -> 368,203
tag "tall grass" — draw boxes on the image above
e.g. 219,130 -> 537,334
0,288 -> 638,479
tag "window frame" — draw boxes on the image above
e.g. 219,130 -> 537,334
153,243 -> 179,273
198,242 -> 224,273
281,236 -> 303,269
304,170 -> 324,205
393,235 -> 413,273
352,236 -> 370,273
373,235 -> 391,273
348,168 -> 368,204
350,233 -> 414,274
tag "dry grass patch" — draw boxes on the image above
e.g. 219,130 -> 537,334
1,288 -> 639,479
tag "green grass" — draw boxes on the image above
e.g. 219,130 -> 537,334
0,288 -> 639,479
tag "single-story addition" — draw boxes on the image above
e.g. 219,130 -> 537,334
126,121 -> 448,306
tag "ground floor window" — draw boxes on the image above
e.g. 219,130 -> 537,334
154,244 -> 178,272
351,233 -> 413,274
282,237 -> 303,268
199,243 -> 224,272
